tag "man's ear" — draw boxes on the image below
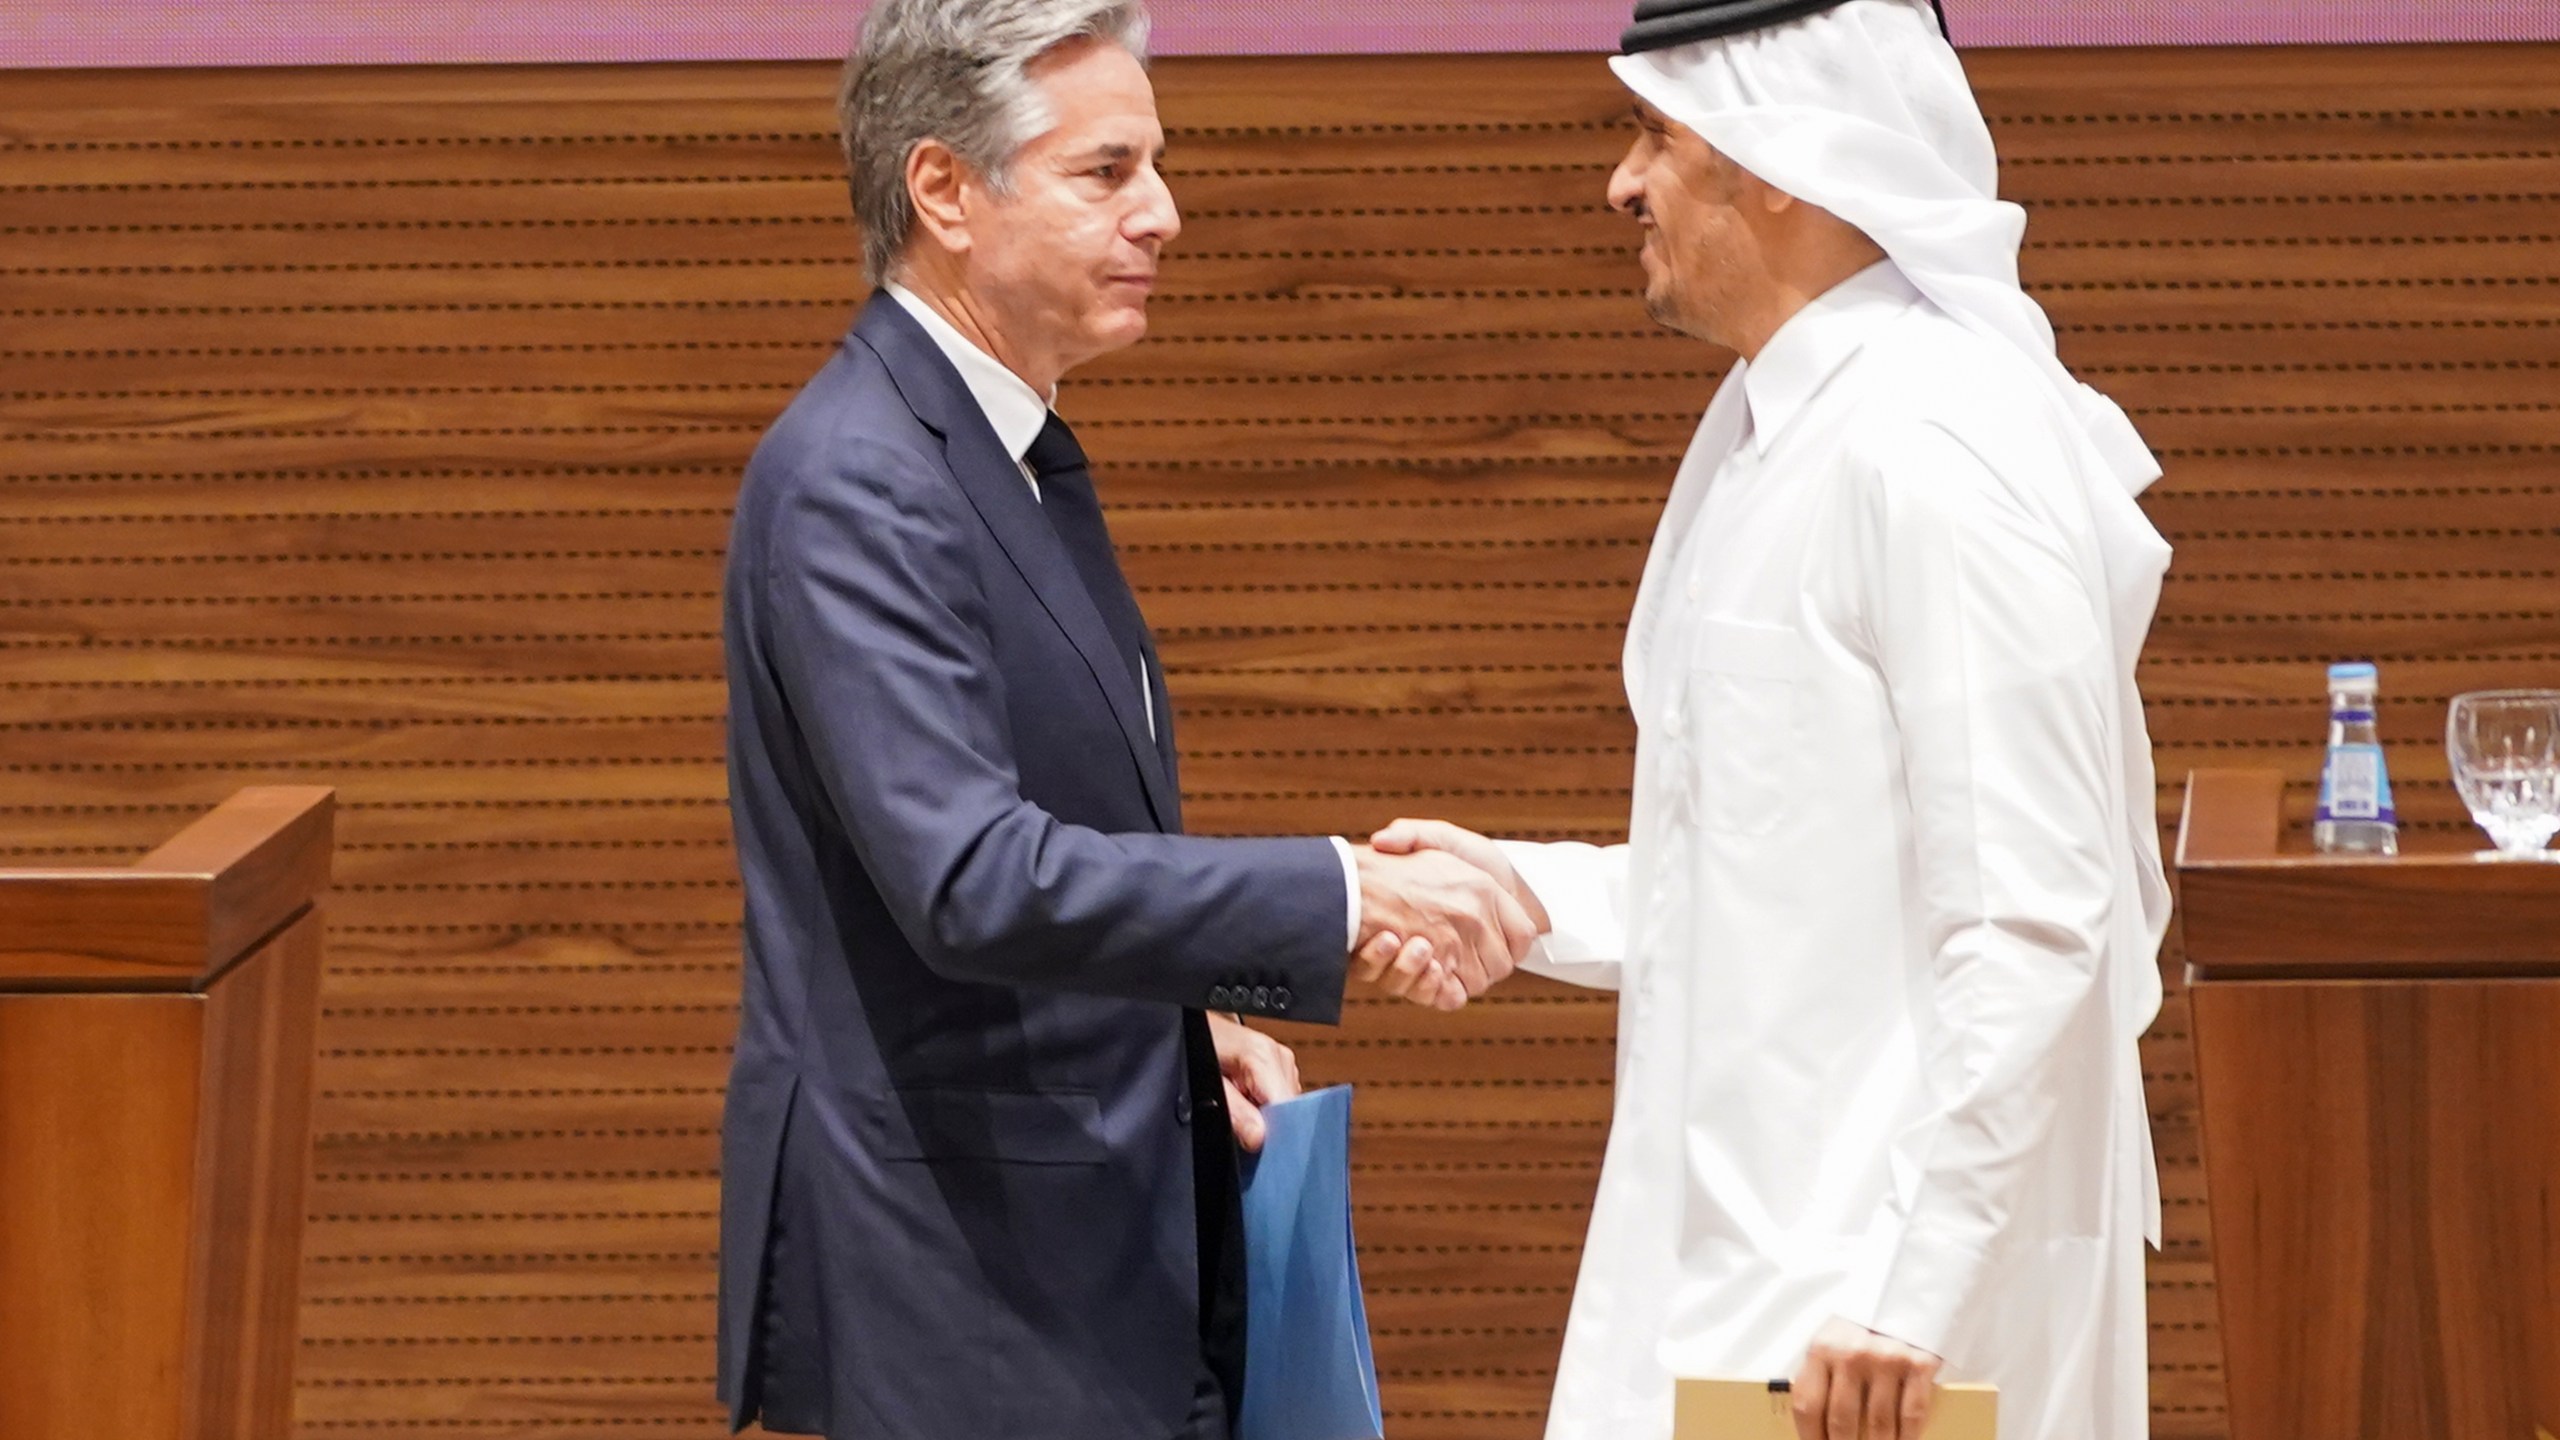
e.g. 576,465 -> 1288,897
905,138 -> 973,257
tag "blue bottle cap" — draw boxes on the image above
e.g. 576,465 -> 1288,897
2328,662 -> 2378,683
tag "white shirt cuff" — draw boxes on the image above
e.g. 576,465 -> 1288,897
1495,839 -> 1627,991
1327,835 -> 1362,952
1496,839 -> 1625,963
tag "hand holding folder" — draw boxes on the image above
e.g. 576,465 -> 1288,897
1675,1378 -> 1997,1440
1236,1086 -> 1384,1440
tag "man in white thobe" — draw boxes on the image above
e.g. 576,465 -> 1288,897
1369,3 -> 2176,1437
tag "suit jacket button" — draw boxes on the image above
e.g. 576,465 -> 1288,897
1176,1092 -> 1194,1125
1272,985 -> 1292,1011
1207,985 -> 1230,1008
1250,985 -> 1272,1010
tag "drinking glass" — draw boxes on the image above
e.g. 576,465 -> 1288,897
2445,689 -> 2560,859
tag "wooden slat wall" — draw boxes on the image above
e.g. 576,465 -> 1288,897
4,44 -> 2556,1440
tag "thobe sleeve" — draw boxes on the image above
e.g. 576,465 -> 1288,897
1494,840 -> 1628,991
1846,424 -> 2119,1358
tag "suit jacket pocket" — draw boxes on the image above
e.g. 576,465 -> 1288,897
869,1085 -> 1109,1165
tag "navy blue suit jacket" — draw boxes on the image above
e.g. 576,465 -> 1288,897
717,295 -> 1350,1438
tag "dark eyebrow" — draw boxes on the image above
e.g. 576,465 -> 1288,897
1068,140 -> 1168,171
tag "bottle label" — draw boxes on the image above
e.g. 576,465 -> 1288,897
2318,742 -> 2396,824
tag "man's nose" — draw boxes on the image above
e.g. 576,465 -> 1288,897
1606,152 -> 1646,218
1129,165 -> 1181,245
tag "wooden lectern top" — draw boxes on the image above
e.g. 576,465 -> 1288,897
0,785 -> 334,991
2176,768 -> 2560,981
2178,770 -> 2560,1440
0,787 -> 334,1439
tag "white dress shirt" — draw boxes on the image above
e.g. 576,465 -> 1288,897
884,283 -> 1363,950
1503,262 -> 2165,1440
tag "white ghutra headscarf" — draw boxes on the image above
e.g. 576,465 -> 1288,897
1612,0 -> 2162,498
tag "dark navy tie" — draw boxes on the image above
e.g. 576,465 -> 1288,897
1024,412 -> 1154,719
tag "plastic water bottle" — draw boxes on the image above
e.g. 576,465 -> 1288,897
2314,661 -> 2399,855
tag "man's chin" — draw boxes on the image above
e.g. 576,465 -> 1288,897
1058,309 -> 1151,378
1095,306 -> 1151,352
1641,286 -> 1691,336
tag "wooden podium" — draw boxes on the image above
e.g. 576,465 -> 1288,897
0,787 -> 333,1440
2177,769 -> 2560,1440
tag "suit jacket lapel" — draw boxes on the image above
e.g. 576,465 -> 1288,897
851,296 -> 1181,831
1141,635 -> 1184,833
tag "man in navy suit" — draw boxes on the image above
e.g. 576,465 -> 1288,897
715,3 -> 1537,1436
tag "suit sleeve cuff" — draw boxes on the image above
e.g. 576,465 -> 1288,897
1328,835 -> 1362,952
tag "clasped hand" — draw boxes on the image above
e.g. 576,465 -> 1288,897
1348,818 -> 1544,1012
1214,818 -> 1532,1154
1791,1317 -> 1944,1440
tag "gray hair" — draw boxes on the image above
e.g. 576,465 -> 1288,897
840,0 -> 1153,285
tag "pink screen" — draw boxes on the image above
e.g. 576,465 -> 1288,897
4,0 -> 2557,68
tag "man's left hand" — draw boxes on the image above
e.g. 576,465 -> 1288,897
1791,1316 -> 1943,1440
1207,1011 -> 1301,1152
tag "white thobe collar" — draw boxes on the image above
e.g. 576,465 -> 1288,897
884,281 -> 1056,470
1737,260 -> 1922,457
1622,261 -> 1922,721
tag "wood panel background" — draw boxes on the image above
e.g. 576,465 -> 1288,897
5,43 -> 2558,1440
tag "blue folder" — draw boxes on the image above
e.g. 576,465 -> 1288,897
1237,1085 -> 1385,1440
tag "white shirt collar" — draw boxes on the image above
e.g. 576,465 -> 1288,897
884,281 -> 1055,464
1737,260 -> 1922,456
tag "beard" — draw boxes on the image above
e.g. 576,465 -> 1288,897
1642,279 -> 1683,333
1641,271 -> 1720,345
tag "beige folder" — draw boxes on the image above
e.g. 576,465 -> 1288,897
1675,1378 -> 1998,1440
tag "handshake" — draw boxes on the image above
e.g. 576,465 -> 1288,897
1348,819 -> 1550,1012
